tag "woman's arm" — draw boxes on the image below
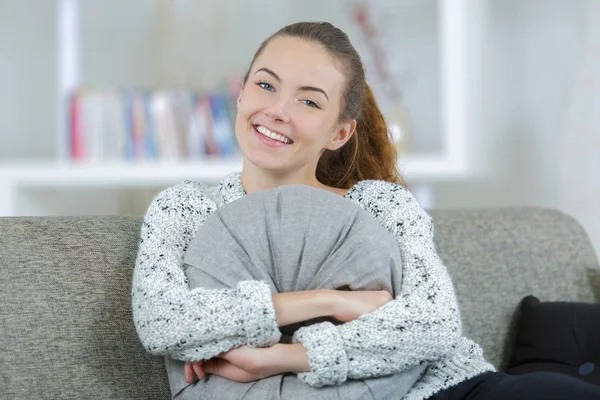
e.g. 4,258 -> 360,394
132,182 -> 281,361
132,182 -> 340,362
289,184 -> 463,387
273,290 -> 335,327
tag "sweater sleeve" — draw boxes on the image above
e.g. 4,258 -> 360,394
131,182 -> 281,361
292,183 -> 462,387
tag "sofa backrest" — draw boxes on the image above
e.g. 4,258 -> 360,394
430,207 -> 600,369
1,208 -> 599,398
0,216 -> 170,400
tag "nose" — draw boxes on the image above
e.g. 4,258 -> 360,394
264,97 -> 291,123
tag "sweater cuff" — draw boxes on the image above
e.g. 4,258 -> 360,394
292,321 -> 348,387
236,281 -> 281,347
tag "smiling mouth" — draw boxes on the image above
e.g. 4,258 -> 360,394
253,125 -> 294,144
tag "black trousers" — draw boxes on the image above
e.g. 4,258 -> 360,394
428,371 -> 600,400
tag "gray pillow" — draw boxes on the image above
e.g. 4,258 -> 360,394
168,185 -> 423,400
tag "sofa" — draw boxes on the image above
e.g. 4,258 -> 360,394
1,207 -> 599,399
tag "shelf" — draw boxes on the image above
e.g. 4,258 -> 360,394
0,155 -> 474,216
0,159 -> 242,188
0,154 -> 471,190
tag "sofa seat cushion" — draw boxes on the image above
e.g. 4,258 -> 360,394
507,295 -> 600,386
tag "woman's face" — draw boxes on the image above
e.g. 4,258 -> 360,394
235,36 -> 354,174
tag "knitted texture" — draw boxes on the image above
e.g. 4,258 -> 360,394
293,322 -> 350,386
131,179 -> 281,361
131,172 -> 494,399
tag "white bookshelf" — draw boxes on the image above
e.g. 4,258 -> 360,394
0,159 -> 243,188
0,0 -> 486,216
0,154 -> 472,216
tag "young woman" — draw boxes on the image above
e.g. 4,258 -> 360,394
132,22 -> 600,400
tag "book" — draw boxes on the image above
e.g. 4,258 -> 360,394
68,83 -> 240,163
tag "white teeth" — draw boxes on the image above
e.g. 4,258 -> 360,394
256,125 -> 292,144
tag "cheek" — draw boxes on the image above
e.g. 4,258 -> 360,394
298,128 -> 336,153
236,96 -> 250,117
234,105 -> 249,138
298,114 -> 337,142
237,89 -> 264,118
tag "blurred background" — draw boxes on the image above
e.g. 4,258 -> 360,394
0,0 -> 598,255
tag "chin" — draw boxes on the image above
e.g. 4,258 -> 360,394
237,140 -> 283,172
245,154 -> 287,171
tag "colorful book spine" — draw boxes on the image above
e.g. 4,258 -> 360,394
69,91 -> 84,161
210,95 -> 235,156
68,85 -> 239,163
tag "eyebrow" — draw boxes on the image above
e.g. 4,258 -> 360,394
255,67 -> 329,101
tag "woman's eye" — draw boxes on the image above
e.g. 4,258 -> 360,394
302,99 -> 320,109
257,82 -> 274,91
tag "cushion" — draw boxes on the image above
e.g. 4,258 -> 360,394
507,295 -> 600,386
168,185 -> 426,399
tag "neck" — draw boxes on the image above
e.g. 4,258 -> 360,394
240,159 -> 326,195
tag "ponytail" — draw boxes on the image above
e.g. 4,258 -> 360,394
316,84 -> 406,188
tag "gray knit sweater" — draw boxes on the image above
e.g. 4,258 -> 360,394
132,172 -> 494,400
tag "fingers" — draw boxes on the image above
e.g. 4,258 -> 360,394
192,361 -> 205,381
204,358 -> 229,377
184,361 -> 205,384
203,359 -> 217,375
203,358 -> 258,383
184,363 -> 193,384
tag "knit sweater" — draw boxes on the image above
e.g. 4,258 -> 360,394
132,172 -> 495,400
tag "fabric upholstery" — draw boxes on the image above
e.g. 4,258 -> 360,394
0,217 -> 170,399
429,207 -> 600,370
0,207 -> 598,398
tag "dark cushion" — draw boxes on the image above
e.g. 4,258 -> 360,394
507,295 -> 600,386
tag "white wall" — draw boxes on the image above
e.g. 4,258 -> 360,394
558,0 -> 600,257
0,0 -> 57,160
433,0 -> 600,255
80,1 -> 162,88
436,0 -> 586,209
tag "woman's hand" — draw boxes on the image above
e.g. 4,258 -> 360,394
331,290 -> 393,323
184,361 -> 206,384
184,343 -> 310,384
183,346 -> 280,384
204,345 -> 281,382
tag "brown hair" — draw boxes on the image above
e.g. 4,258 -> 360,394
243,21 -> 405,188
